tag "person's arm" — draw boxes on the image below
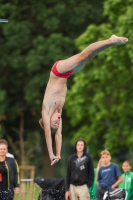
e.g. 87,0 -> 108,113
13,159 -> 20,194
65,157 -> 71,193
112,176 -> 123,189
112,164 -> 123,188
51,120 -> 62,165
87,156 -> 94,188
42,110 -> 55,161
55,118 -> 62,158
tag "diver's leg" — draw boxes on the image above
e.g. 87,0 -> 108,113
57,34 -> 128,74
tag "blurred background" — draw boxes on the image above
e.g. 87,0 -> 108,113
0,0 -> 133,178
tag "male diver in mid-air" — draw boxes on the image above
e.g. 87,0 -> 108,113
39,34 -> 128,165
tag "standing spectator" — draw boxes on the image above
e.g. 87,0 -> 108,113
97,150 -> 122,200
118,160 -> 133,200
0,139 -> 20,200
65,138 -> 94,200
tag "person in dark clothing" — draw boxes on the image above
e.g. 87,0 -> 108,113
0,139 -> 20,200
65,138 -> 94,200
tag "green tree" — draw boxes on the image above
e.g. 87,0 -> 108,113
0,0 -> 104,176
65,0 -> 133,163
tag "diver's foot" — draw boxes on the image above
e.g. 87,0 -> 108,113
51,158 -> 59,166
110,34 -> 128,45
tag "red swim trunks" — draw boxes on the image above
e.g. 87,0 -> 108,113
51,61 -> 72,78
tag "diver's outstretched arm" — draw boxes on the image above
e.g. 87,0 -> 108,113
55,119 -> 62,155
41,111 -> 55,161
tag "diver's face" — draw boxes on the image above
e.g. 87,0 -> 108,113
50,113 -> 61,130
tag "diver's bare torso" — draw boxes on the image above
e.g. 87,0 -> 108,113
42,71 -> 67,116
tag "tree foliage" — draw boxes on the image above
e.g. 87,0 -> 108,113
0,0 -> 104,175
65,0 -> 133,162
